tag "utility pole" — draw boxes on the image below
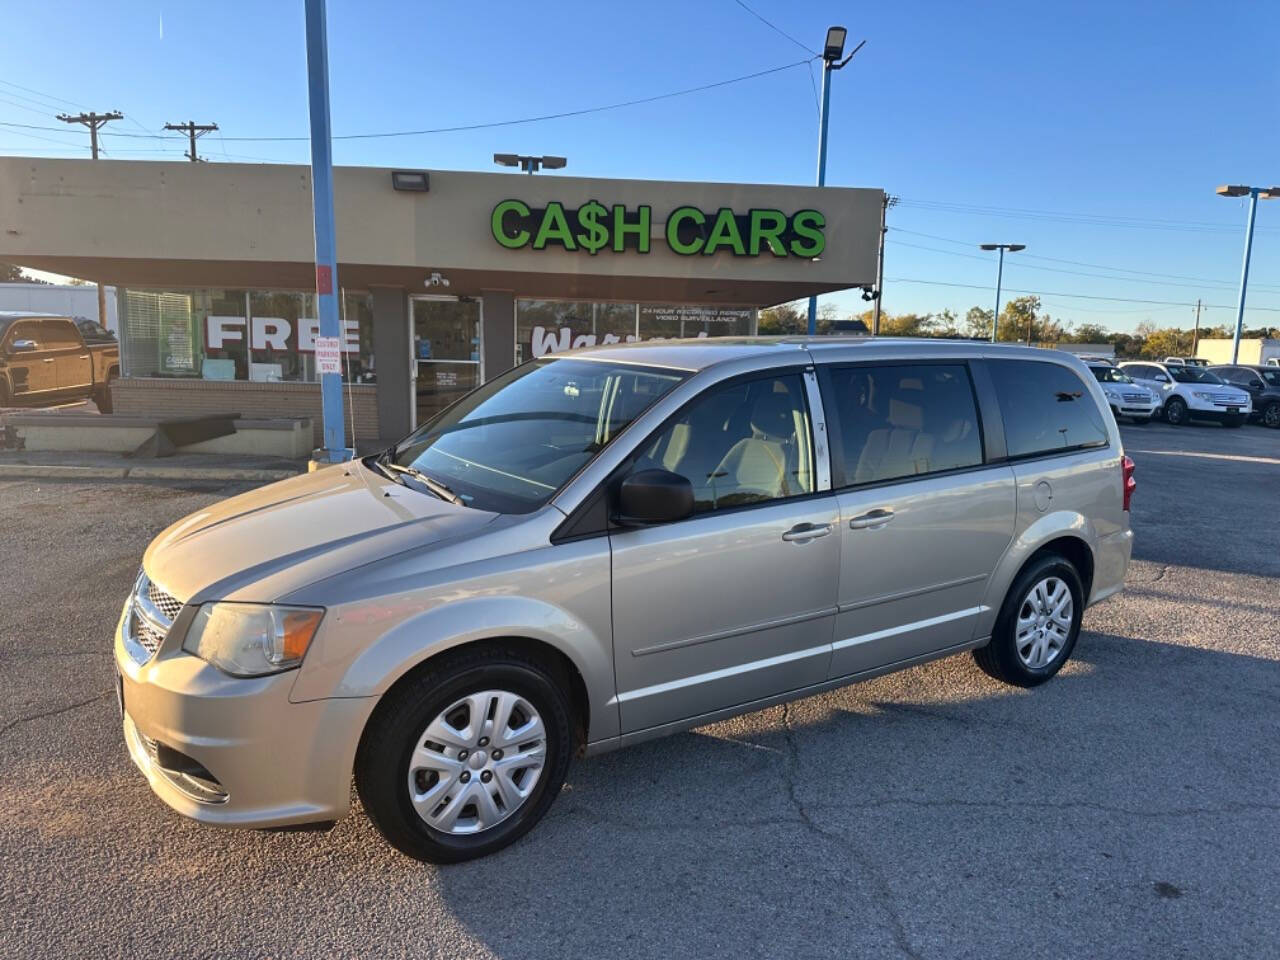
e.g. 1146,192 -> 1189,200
163,120 -> 219,162
304,0 -> 349,463
57,110 -> 123,160
58,110 -> 123,357
1191,299 -> 1202,357
871,194 -> 898,335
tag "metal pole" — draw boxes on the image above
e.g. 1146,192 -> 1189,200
304,0 -> 348,461
1231,189 -> 1260,365
872,195 -> 886,335
1191,299 -> 1202,356
991,247 -> 1005,342
807,61 -> 833,337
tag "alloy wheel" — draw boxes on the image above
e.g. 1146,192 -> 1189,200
406,689 -> 547,836
1015,577 -> 1073,670
1264,403 -> 1280,429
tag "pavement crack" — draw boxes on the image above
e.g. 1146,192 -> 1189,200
781,702 -> 924,960
0,690 -> 109,739
809,796 -> 1280,819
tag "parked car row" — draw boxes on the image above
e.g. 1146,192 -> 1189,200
1082,356 -> 1274,428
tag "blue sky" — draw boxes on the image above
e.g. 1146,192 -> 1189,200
1,0 -> 1277,332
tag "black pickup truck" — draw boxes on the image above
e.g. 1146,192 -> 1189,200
0,312 -> 120,412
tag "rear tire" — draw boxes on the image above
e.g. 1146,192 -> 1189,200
94,371 -> 117,414
355,645 -> 573,863
973,554 -> 1084,687
1164,397 -> 1188,425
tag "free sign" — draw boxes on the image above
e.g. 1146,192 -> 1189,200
206,315 -> 360,353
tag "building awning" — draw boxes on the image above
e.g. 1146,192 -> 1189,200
0,158 -> 883,306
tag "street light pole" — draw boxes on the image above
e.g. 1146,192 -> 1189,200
303,0 -> 348,463
1217,184 -> 1278,364
806,27 -> 863,336
980,243 -> 1025,341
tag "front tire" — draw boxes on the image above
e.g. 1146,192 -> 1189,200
1164,396 -> 1188,425
1261,402 -> 1280,429
355,645 -> 573,863
973,554 -> 1084,687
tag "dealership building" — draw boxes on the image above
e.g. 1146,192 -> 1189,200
0,157 -> 881,446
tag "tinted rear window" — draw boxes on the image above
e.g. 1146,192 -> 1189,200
826,363 -> 983,485
988,359 -> 1108,458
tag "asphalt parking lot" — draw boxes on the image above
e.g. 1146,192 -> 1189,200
1,419 -> 1277,960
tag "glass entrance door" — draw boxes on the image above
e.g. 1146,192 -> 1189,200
411,297 -> 481,428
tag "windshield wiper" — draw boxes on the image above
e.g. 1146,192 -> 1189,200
380,462 -> 465,505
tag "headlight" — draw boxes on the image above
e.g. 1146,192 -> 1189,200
1193,391 -> 1213,400
1104,389 -> 1121,400
182,603 -> 324,677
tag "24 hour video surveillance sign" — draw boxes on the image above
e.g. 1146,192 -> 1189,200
491,200 -> 826,258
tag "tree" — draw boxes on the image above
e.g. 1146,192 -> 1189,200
962,306 -> 993,339
1071,323 -> 1111,344
1138,327 -> 1188,359
1,262 -> 33,283
758,301 -> 805,335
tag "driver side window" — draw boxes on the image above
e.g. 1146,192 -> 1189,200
641,374 -> 813,514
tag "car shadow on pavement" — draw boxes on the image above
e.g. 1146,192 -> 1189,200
425,631 -> 1280,960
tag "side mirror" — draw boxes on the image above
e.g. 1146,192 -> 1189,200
1250,380 -> 1264,390
1153,374 -> 1168,383
616,468 -> 694,526
8,338 -> 37,353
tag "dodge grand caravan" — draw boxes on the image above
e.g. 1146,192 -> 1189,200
115,338 -> 1134,862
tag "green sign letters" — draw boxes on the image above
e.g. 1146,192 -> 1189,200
491,200 -> 825,258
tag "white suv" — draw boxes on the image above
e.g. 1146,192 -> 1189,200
1119,361 -> 1251,426
1087,362 -> 1158,423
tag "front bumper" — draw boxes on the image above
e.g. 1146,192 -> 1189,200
114,607 -> 373,828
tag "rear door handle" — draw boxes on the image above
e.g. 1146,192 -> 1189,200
848,508 -> 895,530
782,522 -> 832,543
42,358 -> 55,363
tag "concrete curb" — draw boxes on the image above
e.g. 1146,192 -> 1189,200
0,463 -> 302,483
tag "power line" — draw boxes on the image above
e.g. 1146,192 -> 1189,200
889,226 -> 1280,292
0,77 -> 83,109
896,195 -> 1276,235
21,58 -> 810,144
886,276 -> 1280,312
730,0 -> 817,56
0,59 -> 816,145
886,237 -> 1280,296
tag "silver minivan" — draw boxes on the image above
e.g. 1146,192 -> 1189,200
115,338 -> 1135,861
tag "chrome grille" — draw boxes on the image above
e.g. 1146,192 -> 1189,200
123,571 -> 182,665
1209,393 -> 1241,405
1123,392 -> 1149,403
147,580 -> 183,621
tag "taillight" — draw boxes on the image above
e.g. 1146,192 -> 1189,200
1122,455 -> 1136,511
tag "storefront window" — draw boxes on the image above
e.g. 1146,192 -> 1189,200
120,287 -> 375,383
515,299 -> 756,362
516,299 -> 637,363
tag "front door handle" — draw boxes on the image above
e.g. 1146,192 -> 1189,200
782,522 -> 832,543
42,357 -> 55,363
848,508 -> 895,530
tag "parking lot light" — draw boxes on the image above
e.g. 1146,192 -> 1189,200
1217,184 -> 1280,362
980,243 -> 1026,341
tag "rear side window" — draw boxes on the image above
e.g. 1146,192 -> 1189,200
988,359 -> 1108,458
826,363 -> 983,486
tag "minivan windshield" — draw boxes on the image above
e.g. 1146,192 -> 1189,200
1090,366 -> 1133,384
383,357 -> 686,513
1169,366 -> 1223,384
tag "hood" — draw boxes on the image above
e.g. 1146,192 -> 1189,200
143,461 -> 498,603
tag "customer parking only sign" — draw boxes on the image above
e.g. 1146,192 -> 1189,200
313,336 -> 342,375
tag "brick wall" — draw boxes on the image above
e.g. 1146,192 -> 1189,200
110,378 -> 379,449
